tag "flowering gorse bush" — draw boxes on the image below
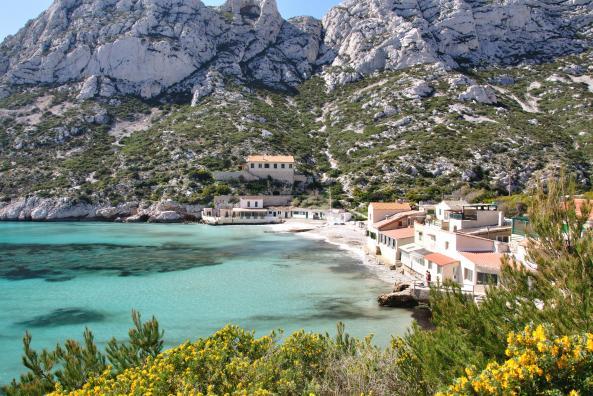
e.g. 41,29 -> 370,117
440,325 -> 593,396
48,325 -> 330,396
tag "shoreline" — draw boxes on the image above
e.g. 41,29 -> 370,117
268,220 -> 419,286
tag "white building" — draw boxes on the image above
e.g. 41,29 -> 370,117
400,202 -> 511,293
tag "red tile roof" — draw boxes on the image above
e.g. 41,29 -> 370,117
382,228 -> 415,240
461,252 -> 504,271
425,253 -> 458,267
247,155 -> 294,163
373,210 -> 423,230
369,202 -> 412,211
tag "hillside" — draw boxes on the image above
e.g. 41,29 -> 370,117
0,0 -> 592,215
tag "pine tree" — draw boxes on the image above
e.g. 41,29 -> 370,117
2,310 -> 164,396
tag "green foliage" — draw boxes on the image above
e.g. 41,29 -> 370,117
3,311 -> 164,396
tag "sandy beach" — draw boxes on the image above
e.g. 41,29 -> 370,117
268,219 -> 419,285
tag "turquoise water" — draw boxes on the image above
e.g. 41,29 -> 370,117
0,222 -> 412,384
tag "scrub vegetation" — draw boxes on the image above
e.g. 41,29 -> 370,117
1,52 -> 592,207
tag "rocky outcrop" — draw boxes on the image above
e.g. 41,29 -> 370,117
378,282 -> 430,308
126,200 -> 202,223
0,0 -> 323,99
322,0 -> 593,87
0,197 -> 202,222
459,85 -> 498,105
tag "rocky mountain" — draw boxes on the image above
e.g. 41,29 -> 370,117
2,0 -> 593,100
0,0 -> 324,101
0,0 -> 593,219
322,0 -> 593,87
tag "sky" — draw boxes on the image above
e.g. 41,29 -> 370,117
0,0 -> 341,41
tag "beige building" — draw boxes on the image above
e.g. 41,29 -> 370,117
244,155 -> 296,184
367,202 -> 412,225
213,155 -> 307,188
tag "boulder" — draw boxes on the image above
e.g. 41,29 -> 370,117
77,75 -> 99,100
459,85 -> 498,104
378,291 -> 418,308
149,211 -> 182,223
403,80 -> 434,99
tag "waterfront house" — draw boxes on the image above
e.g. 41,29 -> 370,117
376,227 -> 416,268
203,195 -> 292,225
367,202 -> 412,225
203,195 -> 350,225
400,202 -> 510,293
366,204 -> 423,256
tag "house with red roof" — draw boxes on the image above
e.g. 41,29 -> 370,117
399,201 -> 510,293
365,203 -> 426,264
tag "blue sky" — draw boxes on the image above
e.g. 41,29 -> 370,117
0,0 -> 341,41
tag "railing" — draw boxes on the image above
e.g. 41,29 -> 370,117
410,281 -> 487,301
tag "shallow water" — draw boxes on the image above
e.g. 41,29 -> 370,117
0,222 -> 413,383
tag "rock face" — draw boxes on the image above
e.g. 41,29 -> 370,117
2,0 -> 592,98
0,0 -> 323,99
0,197 -> 202,222
322,0 -> 593,87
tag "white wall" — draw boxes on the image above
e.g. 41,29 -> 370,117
448,210 -> 502,231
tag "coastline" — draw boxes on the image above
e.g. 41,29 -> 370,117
268,220 -> 419,285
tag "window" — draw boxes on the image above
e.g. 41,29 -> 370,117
274,164 -> 278,169
464,268 -> 474,282
255,201 -> 259,208
429,235 -> 436,242
428,262 -> 433,270
437,267 -> 442,275
445,241 -> 450,250
477,272 -> 499,285
247,201 -> 251,208
418,232 -> 423,241
289,164 -> 293,169
281,164 -> 286,169
453,226 -> 458,232
250,163 -> 255,169
258,164 -> 263,168
264,164 -> 270,169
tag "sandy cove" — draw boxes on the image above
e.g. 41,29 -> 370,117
268,219 -> 419,286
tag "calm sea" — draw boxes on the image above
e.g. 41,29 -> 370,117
0,222 -> 412,383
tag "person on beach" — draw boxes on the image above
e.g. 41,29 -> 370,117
425,271 -> 431,287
